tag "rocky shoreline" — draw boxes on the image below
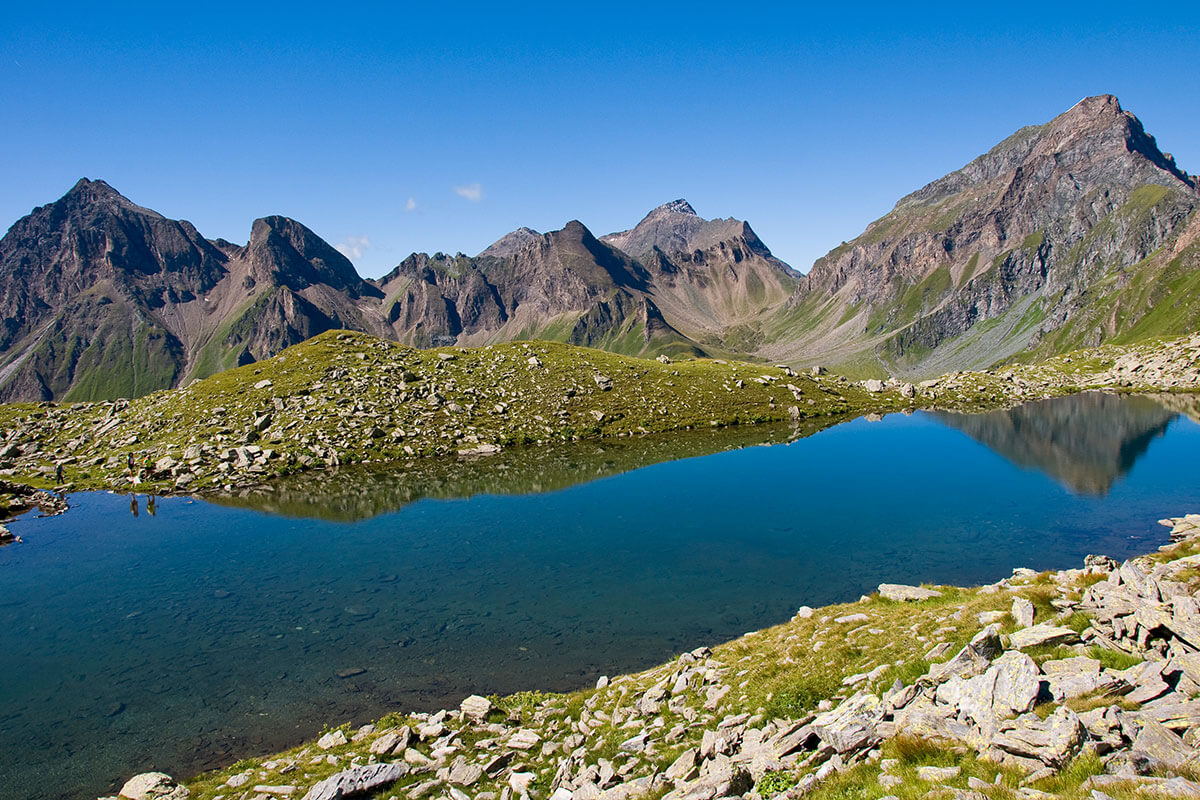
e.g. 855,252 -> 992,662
99,513 -> 1200,800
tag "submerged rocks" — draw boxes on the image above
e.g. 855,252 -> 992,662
106,508 -> 1200,800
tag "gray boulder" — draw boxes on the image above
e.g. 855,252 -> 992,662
460,694 -> 493,721
302,762 -> 410,800
990,707 -> 1086,768
1008,624 -> 1080,650
812,691 -> 885,754
118,773 -> 188,800
936,651 -> 1040,730
1012,597 -> 1035,627
1131,719 -> 1200,771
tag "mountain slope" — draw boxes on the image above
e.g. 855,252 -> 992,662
764,95 -> 1199,377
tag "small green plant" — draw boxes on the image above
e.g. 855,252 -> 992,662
756,770 -> 797,797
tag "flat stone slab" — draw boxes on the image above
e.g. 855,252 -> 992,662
1008,623 -> 1080,650
879,583 -> 942,602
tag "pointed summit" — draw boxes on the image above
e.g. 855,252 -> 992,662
478,226 -> 542,258
55,177 -> 163,220
247,215 -> 377,298
602,199 -> 773,260
66,177 -> 121,199
786,94 -> 1199,378
653,199 -> 697,217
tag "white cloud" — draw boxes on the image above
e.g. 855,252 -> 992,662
454,183 -> 483,202
335,235 -> 371,261
404,196 -> 417,212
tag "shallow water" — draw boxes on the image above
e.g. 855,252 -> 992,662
1,393 -> 1198,799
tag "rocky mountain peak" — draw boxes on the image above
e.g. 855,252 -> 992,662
247,215 -> 376,297
53,177 -> 165,222
651,199 -> 698,217
1042,94 -> 1188,183
478,226 -> 542,259
894,94 -> 1193,212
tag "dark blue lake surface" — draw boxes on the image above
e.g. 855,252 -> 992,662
2,392 -> 1199,799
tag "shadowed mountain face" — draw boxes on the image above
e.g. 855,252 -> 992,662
206,418 -> 840,522
0,180 -> 386,402
764,95 -> 1200,377
930,392 -> 1178,494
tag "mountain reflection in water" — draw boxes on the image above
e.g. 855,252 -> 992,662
206,416 -> 847,522
210,392 -> 1200,519
930,392 -> 1186,495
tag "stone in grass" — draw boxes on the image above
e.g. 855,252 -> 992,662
916,765 -> 960,782
878,583 -> 942,602
316,729 -> 348,750
1131,719 -> 1200,771
1012,596 -> 1035,627
118,773 -> 189,800
813,691 -> 885,754
448,758 -> 484,786
460,694 -> 493,721
507,729 -> 541,750
619,732 -> 650,753
369,726 -> 411,756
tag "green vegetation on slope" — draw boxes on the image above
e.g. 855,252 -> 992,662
0,331 -> 901,494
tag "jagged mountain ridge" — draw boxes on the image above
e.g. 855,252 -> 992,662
0,182 -> 788,400
0,179 -> 388,402
762,94 -> 1200,377
373,218 -> 697,354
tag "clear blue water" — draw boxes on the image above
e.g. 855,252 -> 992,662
1,393 -> 1198,800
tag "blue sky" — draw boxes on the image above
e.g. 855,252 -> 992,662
2,2 -> 1197,277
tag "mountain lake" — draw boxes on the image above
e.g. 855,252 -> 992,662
2,391 -> 1199,800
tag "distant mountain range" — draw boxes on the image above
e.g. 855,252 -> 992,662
1,94 -> 1196,401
